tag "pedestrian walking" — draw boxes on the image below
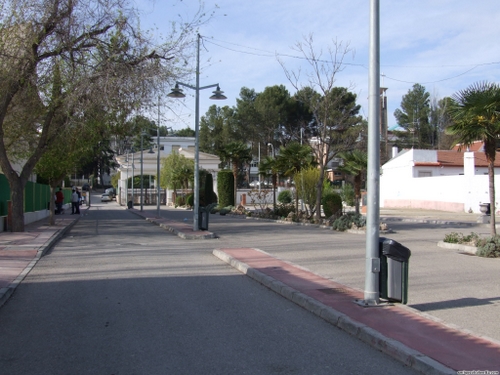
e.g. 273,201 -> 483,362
71,189 -> 79,214
55,187 -> 64,214
75,188 -> 81,214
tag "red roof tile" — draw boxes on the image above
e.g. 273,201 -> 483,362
435,150 -> 500,167
451,140 -> 484,152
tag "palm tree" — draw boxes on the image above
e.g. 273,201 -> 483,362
219,142 -> 252,206
337,150 -> 367,215
276,142 -> 316,213
447,81 -> 500,236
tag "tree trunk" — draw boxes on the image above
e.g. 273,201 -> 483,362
488,161 -> 496,236
294,184 -> 299,214
315,166 -> 326,222
9,178 -> 26,232
354,175 -> 361,215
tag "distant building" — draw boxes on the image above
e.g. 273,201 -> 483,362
379,146 -> 500,213
115,136 -> 221,206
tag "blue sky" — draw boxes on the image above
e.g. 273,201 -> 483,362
134,0 -> 500,132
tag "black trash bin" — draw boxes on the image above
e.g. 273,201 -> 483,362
198,203 -> 217,231
127,200 -> 133,209
379,237 -> 411,304
198,206 -> 209,231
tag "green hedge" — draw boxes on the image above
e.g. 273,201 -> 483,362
217,170 -> 234,207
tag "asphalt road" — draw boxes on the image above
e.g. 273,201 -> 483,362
200,209 -> 500,344
0,202 -> 418,375
199,210 -> 500,344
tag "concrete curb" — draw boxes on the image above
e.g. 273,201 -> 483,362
0,216 -> 80,309
381,217 -> 476,227
437,240 -> 477,255
127,208 -> 217,239
212,249 -> 455,375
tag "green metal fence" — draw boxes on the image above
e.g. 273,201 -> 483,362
0,174 -> 71,216
0,174 -> 9,216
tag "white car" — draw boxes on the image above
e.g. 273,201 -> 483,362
101,193 -> 111,202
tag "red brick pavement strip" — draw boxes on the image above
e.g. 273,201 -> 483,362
213,247 -> 500,375
0,217 -> 79,308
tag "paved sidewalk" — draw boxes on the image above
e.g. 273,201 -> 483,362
1,206 -> 499,374
0,216 -> 79,308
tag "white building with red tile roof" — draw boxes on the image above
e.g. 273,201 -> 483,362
379,147 -> 500,213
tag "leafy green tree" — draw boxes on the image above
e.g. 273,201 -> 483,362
294,167 -> 321,218
394,84 -> 433,149
78,141 -> 118,188
219,142 -> 252,205
199,105 -> 237,155
35,129 -> 84,224
0,0 -> 208,231
160,151 -> 194,195
234,87 -> 261,150
337,150 -> 367,214
447,81 -> 500,235
287,90 -> 316,144
174,127 -> 195,137
276,142 -> 316,212
254,85 -> 293,147
280,35 -> 364,222
309,87 -> 363,221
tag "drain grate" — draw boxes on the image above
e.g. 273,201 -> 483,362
317,288 -> 350,295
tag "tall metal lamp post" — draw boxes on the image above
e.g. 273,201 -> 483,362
167,34 -> 227,231
156,97 -> 161,218
363,0 -> 381,306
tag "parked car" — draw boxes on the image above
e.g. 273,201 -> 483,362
82,183 -> 90,191
105,187 -> 115,199
101,193 -> 111,202
249,180 -> 272,188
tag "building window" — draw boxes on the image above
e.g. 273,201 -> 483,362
418,171 -> 432,177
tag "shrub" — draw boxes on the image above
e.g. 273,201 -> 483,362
443,232 -> 479,245
333,212 -> 366,231
339,183 -> 355,206
278,190 -> 293,204
442,232 -> 500,258
218,170 -> 234,207
185,191 -> 217,207
322,191 -> 342,218
175,195 -> 186,207
274,203 -> 295,218
476,235 -> 500,258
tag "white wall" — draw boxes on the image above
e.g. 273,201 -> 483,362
380,151 -> 498,214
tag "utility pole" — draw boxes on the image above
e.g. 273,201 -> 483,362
363,0 -> 381,305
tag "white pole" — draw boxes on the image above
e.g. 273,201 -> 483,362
125,150 -> 129,207
140,133 -> 144,211
364,0 -> 381,305
258,142 -> 261,194
157,96 -> 161,218
131,152 -> 135,207
193,34 -> 201,231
